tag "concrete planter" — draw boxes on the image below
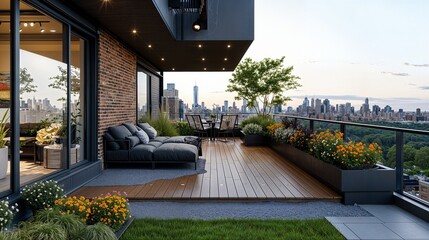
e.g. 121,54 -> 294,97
270,143 -> 396,205
241,133 -> 267,146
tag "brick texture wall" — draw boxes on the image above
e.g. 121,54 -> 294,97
98,31 -> 137,160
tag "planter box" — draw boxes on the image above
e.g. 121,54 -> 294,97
270,143 -> 396,205
241,133 -> 268,146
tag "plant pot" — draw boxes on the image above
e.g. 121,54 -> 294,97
241,133 -> 267,146
270,143 -> 396,205
0,147 -> 8,179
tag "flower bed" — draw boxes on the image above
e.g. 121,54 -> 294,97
267,120 -> 396,204
0,181 -> 131,240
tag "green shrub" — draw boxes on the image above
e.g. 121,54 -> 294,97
239,115 -> 276,135
242,123 -> 263,135
149,113 -> 178,136
175,122 -> 194,135
21,180 -> 65,211
0,198 -> 18,231
25,222 -> 67,240
85,223 -> 117,240
0,230 -> 26,240
33,209 -> 86,240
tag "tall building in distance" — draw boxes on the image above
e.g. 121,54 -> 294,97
193,85 -> 198,109
242,99 -> 247,113
223,100 -> 229,113
162,83 -> 180,120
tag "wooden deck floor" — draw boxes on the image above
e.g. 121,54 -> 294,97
72,139 -> 341,202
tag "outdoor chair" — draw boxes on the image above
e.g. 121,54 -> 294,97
186,114 -> 210,139
216,114 -> 238,142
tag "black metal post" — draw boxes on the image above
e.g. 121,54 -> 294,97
11,0 -> 20,193
396,131 -> 404,193
340,123 -> 347,141
309,119 -> 314,132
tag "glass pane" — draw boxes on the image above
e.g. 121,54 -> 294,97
137,71 -> 148,121
70,33 -> 85,165
0,0 -> 11,194
19,2 -> 66,186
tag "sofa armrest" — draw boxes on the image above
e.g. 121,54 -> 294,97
104,137 -> 131,151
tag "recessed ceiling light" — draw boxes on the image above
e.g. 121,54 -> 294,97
40,28 -> 45,33
23,22 -> 28,27
161,58 -> 165,61
202,58 -> 205,61
49,29 -> 56,33
172,68 -> 175,71
222,68 -> 225,70
204,68 -> 207,70
198,44 -> 202,48
148,44 -> 152,48
224,58 -> 228,61
30,22 -> 35,27
132,29 -> 137,34
227,44 -> 231,48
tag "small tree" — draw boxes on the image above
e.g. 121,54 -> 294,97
20,67 -> 37,94
227,57 -> 301,116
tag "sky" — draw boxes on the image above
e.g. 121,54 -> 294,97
163,0 -> 429,111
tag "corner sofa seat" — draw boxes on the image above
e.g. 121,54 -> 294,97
104,123 -> 201,169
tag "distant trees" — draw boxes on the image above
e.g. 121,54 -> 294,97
227,57 -> 301,116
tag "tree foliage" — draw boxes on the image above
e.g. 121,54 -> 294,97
20,67 -> 37,94
227,57 -> 301,116
49,66 -> 81,101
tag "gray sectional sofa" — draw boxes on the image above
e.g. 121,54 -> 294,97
103,123 -> 201,169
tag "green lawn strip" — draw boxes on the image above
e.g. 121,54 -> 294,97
121,218 -> 345,240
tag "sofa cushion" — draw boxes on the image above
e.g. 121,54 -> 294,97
163,136 -> 187,143
135,130 -> 150,144
147,141 -> 163,148
123,123 -> 138,135
108,125 -> 133,149
137,123 -> 157,139
129,144 -> 156,161
150,136 -> 170,143
153,143 -> 198,162
109,125 -> 132,139
126,136 -> 140,148
105,132 -> 120,150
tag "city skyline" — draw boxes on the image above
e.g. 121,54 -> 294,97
164,0 -> 429,111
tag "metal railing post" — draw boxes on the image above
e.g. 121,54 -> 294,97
395,131 -> 404,193
309,119 -> 314,132
340,123 -> 347,141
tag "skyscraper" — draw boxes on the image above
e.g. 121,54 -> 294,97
311,98 -> 315,109
224,100 -> 228,113
162,84 -> 179,120
323,99 -> 330,113
242,99 -> 247,113
315,98 -> 322,114
193,85 -> 198,109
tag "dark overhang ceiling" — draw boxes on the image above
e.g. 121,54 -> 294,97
66,0 -> 253,72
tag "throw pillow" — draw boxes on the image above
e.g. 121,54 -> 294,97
123,123 -> 138,135
135,130 -> 150,144
126,136 -> 140,148
104,132 -> 120,150
137,123 -> 157,139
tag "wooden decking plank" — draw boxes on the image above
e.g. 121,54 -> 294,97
71,138 -> 341,202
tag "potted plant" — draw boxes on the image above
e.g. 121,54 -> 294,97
241,123 -> 265,146
0,109 -> 9,180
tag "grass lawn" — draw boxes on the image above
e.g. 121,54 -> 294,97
121,218 -> 344,240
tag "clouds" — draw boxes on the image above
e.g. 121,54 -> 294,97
404,62 -> 429,68
381,72 -> 409,77
419,86 -> 429,90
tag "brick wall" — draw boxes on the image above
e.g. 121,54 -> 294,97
98,31 -> 137,160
